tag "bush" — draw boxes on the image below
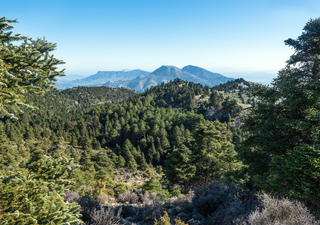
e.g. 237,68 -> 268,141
192,180 -> 259,225
78,196 -> 100,222
238,193 -> 320,225
142,199 -> 163,222
142,176 -> 170,199
165,190 -> 194,206
114,183 -> 130,196
117,205 -> 141,220
64,190 -> 80,203
89,206 -> 122,225
116,188 -> 158,205
117,191 -> 139,204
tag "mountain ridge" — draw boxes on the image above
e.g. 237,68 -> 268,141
55,65 -> 234,92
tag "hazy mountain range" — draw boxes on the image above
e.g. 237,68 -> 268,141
55,65 -> 234,92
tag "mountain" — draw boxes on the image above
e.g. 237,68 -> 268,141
102,65 -> 234,92
55,69 -> 150,89
55,65 -> 234,92
182,65 -> 234,84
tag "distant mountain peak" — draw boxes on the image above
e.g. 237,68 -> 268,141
55,65 -> 234,92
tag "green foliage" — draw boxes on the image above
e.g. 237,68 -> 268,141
166,121 -> 240,187
0,156 -> 81,224
114,183 -> 130,196
0,17 -> 65,120
237,18 -> 320,205
165,137 -> 196,188
142,176 -> 170,199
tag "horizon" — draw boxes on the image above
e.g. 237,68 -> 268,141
2,0 -> 319,84
60,64 -> 278,85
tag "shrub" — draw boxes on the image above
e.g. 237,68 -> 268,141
78,196 -> 100,222
117,191 -> 139,204
89,206 -> 122,225
116,188 -> 158,205
192,180 -> 259,225
165,190 -> 194,206
114,183 -> 130,196
118,205 -> 141,220
238,193 -> 320,225
142,199 -> 163,222
142,176 -> 170,199
64,190 -> 80,203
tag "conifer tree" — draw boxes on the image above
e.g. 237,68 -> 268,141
0,17 -> 65,120
165,137 -> 196,189
117,155 -> 126,168
189,121 -> 237,184
238,18 -> 320,205
0,122 -> 15,170
126,153 -> 138,171
148,143 -> 157,164
71,133 -> 78,147
0,156 -> 81,224
140,152 -> 149,170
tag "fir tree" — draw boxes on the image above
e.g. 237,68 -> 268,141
0,156 -> 81,224
165,137 -> 196,189
237,18 -> 320,205
0,17 -> 65,120
139,152 -> 149,170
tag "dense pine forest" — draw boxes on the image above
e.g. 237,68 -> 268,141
1,16 -> 320,225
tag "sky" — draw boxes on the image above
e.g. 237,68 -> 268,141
2,0 -> 320,83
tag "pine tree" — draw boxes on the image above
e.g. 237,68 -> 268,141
237,18 -> 320,205
117,155 -> 126,168
79,130 -> 91,149
71,133 -> 78,147
148,143 -> 157,164
139,152 -> 149,170
126,153 -> 138,172
92,151 -> 114,181
80,147 -> 95,174
189,121 -> 237,184
165,138 -> 196,189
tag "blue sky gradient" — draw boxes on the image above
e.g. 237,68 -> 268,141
2,0 -> 320,83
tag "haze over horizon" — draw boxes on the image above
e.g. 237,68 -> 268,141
3,0 -> 320,84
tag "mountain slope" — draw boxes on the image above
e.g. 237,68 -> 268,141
103,65 -> 234,92
55,69 -> 150,89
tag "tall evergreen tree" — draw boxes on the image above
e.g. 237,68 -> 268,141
189,121 -> 237,184
237,18 -> 320,205
165,138 -> 196,190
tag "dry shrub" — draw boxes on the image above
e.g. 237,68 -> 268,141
142,199 -> 163,222
240,193 -> 320,225
117,191 -> 139,204
78,196 -> 100,222
166,190 -> 194,206
89,206 -> 122,225
192,180 -> 259,225
116,189 -> 158,204
97,193 -> 112,205
64,190 -> 80,203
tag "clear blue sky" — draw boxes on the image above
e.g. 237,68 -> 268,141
2,0 -> 320,82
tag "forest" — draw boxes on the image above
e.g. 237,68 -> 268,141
1,16 -> 320,225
